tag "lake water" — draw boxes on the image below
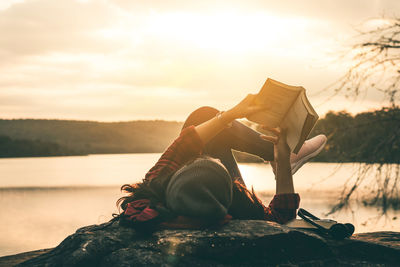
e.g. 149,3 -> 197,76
0,154 -> 399,257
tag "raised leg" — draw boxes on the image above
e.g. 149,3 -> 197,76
182,106 -> 274,186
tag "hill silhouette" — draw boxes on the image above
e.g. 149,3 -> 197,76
1,106 -> 398,162
0,119 -> 182,157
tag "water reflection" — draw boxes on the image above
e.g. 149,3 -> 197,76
0,154 -> 398,257
0,187 -> 120,256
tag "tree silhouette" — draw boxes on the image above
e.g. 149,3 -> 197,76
335,18 -> 400,103
328,17 -> 400,214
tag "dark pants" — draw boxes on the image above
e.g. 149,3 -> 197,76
182,107 -> 274,186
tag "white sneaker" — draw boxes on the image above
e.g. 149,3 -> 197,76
290,135 -> 327,174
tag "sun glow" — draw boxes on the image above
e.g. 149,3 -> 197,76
143,11 -> 311,53
95,10 -> 314,56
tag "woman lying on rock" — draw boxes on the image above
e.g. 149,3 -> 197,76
117,94 -> 327,231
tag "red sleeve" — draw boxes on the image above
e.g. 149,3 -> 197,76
264,193 -> 300,224
144,126 -> 204,182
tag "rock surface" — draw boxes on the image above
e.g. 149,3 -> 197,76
3,220 -> 400,266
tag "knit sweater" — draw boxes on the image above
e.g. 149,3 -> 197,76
123,126 -> 300,228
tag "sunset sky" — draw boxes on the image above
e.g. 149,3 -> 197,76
0,0 -> 399,121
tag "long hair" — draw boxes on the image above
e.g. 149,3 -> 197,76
116,167 -> 174,213
116,164 -> 266,221
116,106 -> 266,221
116,154 -> 218,213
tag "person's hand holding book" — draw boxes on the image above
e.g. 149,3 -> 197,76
224,94 -> 265,122
260,127 -> 290,166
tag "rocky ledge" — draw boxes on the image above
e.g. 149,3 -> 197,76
2,220 -> 400,266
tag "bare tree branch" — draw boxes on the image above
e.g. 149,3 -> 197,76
325,18 -> 400,214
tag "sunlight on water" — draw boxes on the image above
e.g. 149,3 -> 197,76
0,154 -> 399,257
240,162 -> 374,192
0,187 -> 120,256
0,153 -> 158,187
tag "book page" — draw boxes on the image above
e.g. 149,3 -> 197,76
247,79 -> 301,127
300,90 -> 318,118
294,93 -> 319,152
281,94 -> 308,151
282,91 -> 319,153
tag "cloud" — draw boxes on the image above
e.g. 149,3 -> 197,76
0,0 -> 120,57
0,0 -> 24,11
0,0 -> 398,121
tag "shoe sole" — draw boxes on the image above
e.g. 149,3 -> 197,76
291,138 -> 327,175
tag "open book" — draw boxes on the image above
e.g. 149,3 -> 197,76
247,78 -> 319,154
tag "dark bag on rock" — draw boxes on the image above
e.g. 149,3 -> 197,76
286,208 -> 355,240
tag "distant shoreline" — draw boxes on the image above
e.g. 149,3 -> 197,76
1,107 -> 399,164
0,152 -> 395,164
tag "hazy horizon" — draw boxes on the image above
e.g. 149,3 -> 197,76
0,103 -> 393,123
